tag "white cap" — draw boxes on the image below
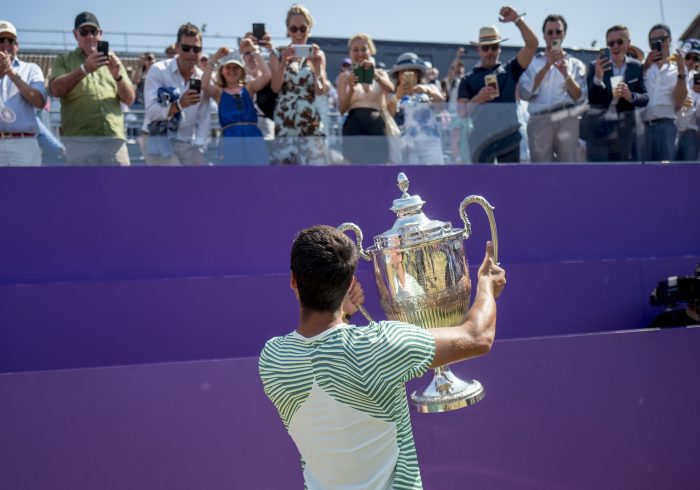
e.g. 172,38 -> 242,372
0,20 -> 17,38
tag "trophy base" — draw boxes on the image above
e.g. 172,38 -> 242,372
410,365 -> 485,413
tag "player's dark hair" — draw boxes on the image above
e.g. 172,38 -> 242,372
291,225 -> 357,315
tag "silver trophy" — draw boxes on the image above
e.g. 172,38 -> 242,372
339,172 -> 498,413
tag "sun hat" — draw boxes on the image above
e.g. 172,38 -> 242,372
682,38 -> 700,55
471,25 -> 508,46
389,52 -> 428,78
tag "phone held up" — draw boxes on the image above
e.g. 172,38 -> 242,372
189,78 -> 202,94
292,44 -> 313,59
97,40 -> 109,57
353,64 -> 375,84
694,72 -> 700,86
484,73 -> 499,97
401,71 -> 416,88
252,23 -> 265,42
551,39 -> 561,51
651,40 -> 663,53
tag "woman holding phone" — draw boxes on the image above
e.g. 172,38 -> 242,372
202,38 -> 271,165
269,3 -> 329,164
390,52 -> 446,164
336,33 -> 395,164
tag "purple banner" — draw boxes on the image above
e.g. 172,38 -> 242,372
1,165 -> 699,372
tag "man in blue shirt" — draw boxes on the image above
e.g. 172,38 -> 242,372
458,6 -> 537,163
0,20 -> 46,166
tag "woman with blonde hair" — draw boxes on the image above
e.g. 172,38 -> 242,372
269,3 -> 329,164
337,33 -> 395,163
202,38 -> 271,165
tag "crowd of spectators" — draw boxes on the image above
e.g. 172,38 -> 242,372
0,5 -> 699,166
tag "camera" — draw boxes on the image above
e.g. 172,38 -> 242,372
97,40 -> 109,57
650,263 -> 700,308
188,78 -> 201,94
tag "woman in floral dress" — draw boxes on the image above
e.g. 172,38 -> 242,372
269,4 -> 330,164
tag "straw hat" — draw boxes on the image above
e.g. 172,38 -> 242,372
471,25 -> 508,46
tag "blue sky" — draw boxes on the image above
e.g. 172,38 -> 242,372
7,0 -> 697,53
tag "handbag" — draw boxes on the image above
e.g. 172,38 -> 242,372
255,83 -> 278,120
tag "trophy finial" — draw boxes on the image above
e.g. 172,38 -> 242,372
397,172 -> 410,197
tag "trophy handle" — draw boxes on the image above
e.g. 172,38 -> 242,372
337,222 -> 371,261
459,196 -> 499,264
337,223 -> 374,323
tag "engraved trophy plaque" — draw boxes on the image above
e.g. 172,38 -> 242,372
339,172 -> 498,413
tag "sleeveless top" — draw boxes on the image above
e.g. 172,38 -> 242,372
273,58 -> 324,137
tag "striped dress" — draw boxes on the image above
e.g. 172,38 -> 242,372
259,321 -> 435,490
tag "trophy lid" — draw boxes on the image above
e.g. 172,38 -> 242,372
373,173 -> 460,250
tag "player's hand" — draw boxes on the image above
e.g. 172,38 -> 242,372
478,241 -> 506,298
342,278 -> 365,318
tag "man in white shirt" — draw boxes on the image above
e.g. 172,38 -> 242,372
519,14 -> 586,162
676,39 -> 700,161
143,22 -> 210,165
642,23 -> 688,161
0,20 -> 46,166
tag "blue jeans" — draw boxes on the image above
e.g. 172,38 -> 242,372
676,129 -> 699,161
644,118 -> 677,162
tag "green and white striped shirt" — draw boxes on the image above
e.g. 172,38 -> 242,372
259,321 -> 435,489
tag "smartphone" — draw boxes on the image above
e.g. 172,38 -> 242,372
352,64 -> 364,82
694,72 -> 700,86
293,44 -> 313,58
402,71 -> 416,87
652,40 -> 663,52
551,39 -> 561,51
353,64 -> 375,84
252,23 -> 265,42
97,40 -> 109,57
484,73 -> 499,97
364,65 -> 375,84
189,78 -> 201,94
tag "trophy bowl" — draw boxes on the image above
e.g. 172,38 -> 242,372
339,172 -> 498,413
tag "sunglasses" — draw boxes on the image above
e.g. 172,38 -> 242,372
180,43 -> 203,54
79,28 -> 99,37
233,94 -> 244,111
545,29 -> 563,36
288,25 -> 308,34
480,44 -> 500,52
0,36 -> 16,45
607,39 -> 627,47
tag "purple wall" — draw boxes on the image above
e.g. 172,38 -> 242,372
2,327 -> 698,489
1,165 -> 699,372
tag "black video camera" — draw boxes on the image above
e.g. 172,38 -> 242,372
650,263 -> 700,308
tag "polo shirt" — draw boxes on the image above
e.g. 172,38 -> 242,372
458,57 -> 525,146
51,48 -> 129,139
259,320 -> 436,490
